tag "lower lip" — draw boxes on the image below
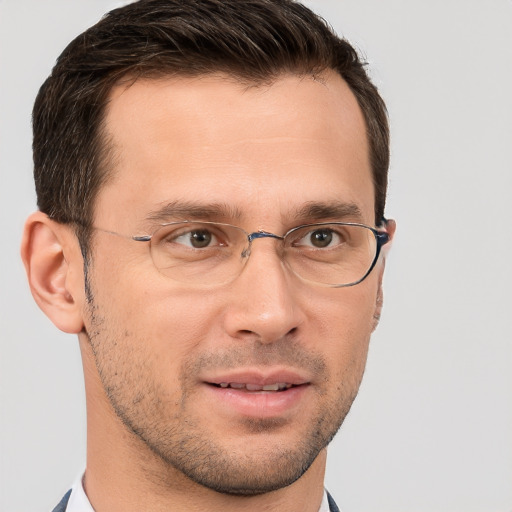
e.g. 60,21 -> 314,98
203,384 -> 309,419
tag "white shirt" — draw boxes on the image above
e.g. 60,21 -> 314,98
66,472 -> 334,512
65,474 -> 94,512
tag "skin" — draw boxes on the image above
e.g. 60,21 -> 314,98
22,71 -> 395,512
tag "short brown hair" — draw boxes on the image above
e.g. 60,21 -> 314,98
33,0 -> 389,249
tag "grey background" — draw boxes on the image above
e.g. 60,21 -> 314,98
1,1 -> 511,511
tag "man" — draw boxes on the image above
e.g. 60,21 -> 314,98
21,0 -> 395,510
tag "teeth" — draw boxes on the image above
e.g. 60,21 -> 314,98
217,382 -> 292,391
246,383 -> 264,391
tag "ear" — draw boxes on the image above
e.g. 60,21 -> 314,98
372,218 -> 396,332
21,211 -> 85,334
372,269 -> 384,332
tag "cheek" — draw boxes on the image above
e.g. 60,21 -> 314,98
90,267 -> 224,369
308,282 -> 377,371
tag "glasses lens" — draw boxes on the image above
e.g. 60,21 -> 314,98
149,222 -> 247,284
148,221 -> 379,287
284,223 -> 378,286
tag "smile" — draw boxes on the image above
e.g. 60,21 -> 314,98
201,368 -> 313,417
214,382 -> 295,391
203,376 -> 311,419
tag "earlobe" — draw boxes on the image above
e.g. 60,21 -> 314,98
21,211 -> 85,334
372,218 -> 396,331
372,278 -> 384,332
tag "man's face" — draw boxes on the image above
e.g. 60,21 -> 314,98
81,72 -> 383,494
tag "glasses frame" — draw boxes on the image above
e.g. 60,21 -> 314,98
94,219 -> 390,287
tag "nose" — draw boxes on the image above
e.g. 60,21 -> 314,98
222,238 -> 305,344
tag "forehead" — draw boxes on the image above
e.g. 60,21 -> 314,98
98,72 -> 373,230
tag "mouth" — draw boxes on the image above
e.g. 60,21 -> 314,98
204,369 -> 310,392
211,382 -> 296,392
201,371 -> 311,418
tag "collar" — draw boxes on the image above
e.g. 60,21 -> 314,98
66,472 -> 337,512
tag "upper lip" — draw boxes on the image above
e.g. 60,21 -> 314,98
203,368 -> 311,387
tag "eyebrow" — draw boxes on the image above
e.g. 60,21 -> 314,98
145,200 -> 364,226
145,200 -> 243,224
293,201 -> 364,223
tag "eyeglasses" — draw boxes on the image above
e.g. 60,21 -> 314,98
95,220 -> 390,287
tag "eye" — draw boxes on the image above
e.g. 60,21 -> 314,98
173,228 -> 219,249
293,227 -> 345,249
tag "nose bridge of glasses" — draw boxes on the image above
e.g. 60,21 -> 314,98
241,231 -> 285,259
248,231 -> 284,242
